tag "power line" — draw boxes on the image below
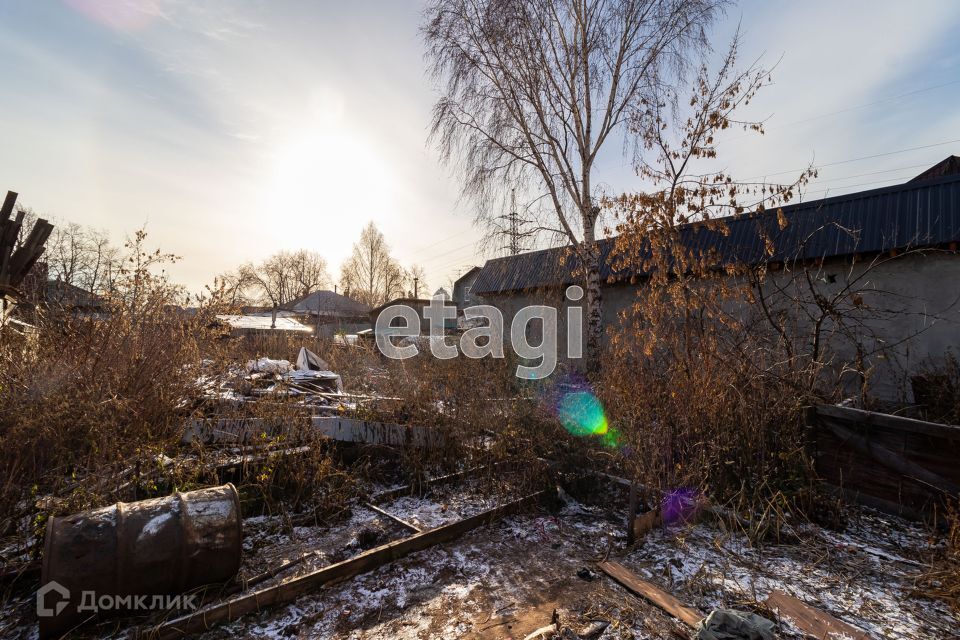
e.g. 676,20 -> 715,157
415,144 -> 954,266
743,138 -> 960,181
724,79 -> 960,144
799,175 -> 917,198
808,162 -> 930,183
428,251 -> 487,276
407,226 -> 476,254
416,239 -> 482,267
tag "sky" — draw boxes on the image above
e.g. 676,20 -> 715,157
1,0 -> 959,295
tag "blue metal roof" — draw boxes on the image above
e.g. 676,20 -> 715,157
473,171 -> 960,294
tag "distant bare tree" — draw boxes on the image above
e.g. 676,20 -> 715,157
242,250 -> 330,310
213,268 -> 257,307
44,219 -> 121,298
408,264 -> 428,298
423,0 -> 725,368
339,222 -> 407,306
289,250 -> 330,300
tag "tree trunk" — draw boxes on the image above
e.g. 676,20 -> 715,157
585,257 -> 603,373
582,214 -> 603,374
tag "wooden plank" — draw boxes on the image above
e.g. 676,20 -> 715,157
311,416 -> 446,449
0,191 -> 16,223
823,419 -> 960,495
819,482 -> 928,522
149,490 -> 547,639
765,590 -> 869,639
364,502 -> 422,533
9,219 -> 52,285
815,404 -> 960,440
597,561 -> 703,628
369,460 -> 513,504
812,404 -> 960,519
626,481 -> 638,545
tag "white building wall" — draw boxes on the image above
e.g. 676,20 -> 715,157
478,251 -> 960,402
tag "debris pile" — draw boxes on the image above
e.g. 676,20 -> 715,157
193,347 -> 346,409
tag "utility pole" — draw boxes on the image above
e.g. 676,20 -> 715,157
508,189 -> 520,256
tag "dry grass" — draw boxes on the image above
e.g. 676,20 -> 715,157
913,504 -> 960,613
912,353 -> 960,426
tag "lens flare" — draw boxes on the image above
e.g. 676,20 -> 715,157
550,377 -> 619,448
65,0 -> 161,32
662,488 -> 700,525
558,390 -> 608,437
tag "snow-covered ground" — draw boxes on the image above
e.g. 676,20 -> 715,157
1,484 -> 954,639
198,487 -> 956,639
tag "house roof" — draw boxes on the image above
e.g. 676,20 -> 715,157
46,280 -> 105,308
909,155 -> 960,183
283,290 -> 370,317
454,266 -> 481,286
368,298 -> 430,316
473,163 -> 960,295
216,314 -> 313,332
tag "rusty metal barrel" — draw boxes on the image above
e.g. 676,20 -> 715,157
39,483 -> 242,638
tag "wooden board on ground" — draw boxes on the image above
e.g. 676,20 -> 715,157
597,561 -> 703,628
765,590 -> 870,640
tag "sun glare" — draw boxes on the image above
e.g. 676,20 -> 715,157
266,121 -> 394,251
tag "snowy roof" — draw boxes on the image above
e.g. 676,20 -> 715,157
284,290 -> 370,317
216,314 -> 313,332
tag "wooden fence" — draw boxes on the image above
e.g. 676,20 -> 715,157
811,404 -> 960,520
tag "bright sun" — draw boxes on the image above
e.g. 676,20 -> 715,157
267,120 -> 395,256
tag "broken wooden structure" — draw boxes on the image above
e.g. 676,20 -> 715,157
811,404 -> 960,519
0,190 -> 54,326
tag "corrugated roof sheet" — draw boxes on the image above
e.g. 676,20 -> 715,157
474,171 -> 960,294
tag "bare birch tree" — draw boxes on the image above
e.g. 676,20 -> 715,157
339,222 -> 407,306
423,0 -> 725,369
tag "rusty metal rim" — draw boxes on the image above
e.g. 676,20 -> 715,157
40,514 -> 55,588
225,483 -> 243,575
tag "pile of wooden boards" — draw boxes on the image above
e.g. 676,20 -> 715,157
0,190 -> 54,325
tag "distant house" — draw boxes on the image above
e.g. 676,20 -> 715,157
215,313 -> 312,336
452,266 -> 481,310
472,157 -> 960,402
45,280 -> 107,316
283,289 -> 370,337
368,298 -> 432,335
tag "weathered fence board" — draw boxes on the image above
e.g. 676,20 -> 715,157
184,416 -> 445,449
812,404 -> 960,519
